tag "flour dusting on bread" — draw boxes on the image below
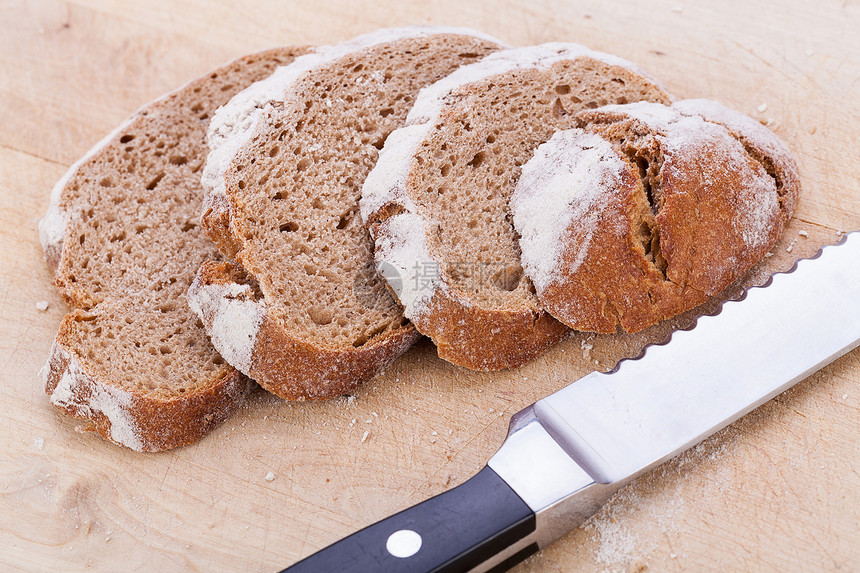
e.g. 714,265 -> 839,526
187,280 -> 265,375
512,129 -> 628,292
47,343 -> 144,451
371,211 -> 440,319
513,99 -> 791,334
607,101 -> 779,250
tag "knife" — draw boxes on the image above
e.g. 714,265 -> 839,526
281,232 -> 860,573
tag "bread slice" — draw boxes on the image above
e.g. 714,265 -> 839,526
511,100 -> 799,333
39,47 -> 309,451
360,43 -> 672,370
189,27 -> 504,400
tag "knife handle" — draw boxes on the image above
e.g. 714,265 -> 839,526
280,465 -> 536,573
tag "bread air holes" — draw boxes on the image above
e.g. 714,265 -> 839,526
146,172 -> 165,190
308,306 -> 333,325
491,263 -> 523,292
466,152 -> 486,168
336,210 -> 354,230
279,221 -> 299,233
555,84 -> 571,95
119,134 -> 135,144
169,155 -> 187,165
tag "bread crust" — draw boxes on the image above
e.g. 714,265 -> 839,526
44,325 -> 250,452
672,98 -> 800,228
40,47 -> 309,450
417,287 -> 569,370
190,261 -> 422,400
513,101 -> 797,333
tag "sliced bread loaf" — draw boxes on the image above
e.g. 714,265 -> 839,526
511,100 -> 799,333
360,43 -> 672,370
39,47 -> 309,451
189,27 -> 504,400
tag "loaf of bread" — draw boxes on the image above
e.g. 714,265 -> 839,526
189,27 -> 505,399
511,100 -> 800,333
361,43 -> 672,370
39,47 -> 309,451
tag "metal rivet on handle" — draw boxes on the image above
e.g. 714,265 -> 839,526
386,529 -> 422,558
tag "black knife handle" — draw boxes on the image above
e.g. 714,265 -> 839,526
279,465 -> 536,573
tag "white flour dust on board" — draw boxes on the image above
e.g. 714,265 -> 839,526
582,429 -> 735,569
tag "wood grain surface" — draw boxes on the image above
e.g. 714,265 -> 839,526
1,1 -> 858,571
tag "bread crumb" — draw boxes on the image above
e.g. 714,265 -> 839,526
805,49 -> 815,56
764,251 -> 774,257
581,339 -> 594,359
431,431 -> 438,436
265,472 -> 276,481
35,301 -> 49,311
757,103 -> 768,113
843,394 -> 849,400
798,230 -> 809,238
361,430 -> 370,443
786,238 -> 798,253
33,437 -> 44,450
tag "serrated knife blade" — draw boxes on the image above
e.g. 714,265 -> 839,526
282,232 -> 860,573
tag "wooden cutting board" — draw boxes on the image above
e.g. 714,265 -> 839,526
1,1 -> 858,571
